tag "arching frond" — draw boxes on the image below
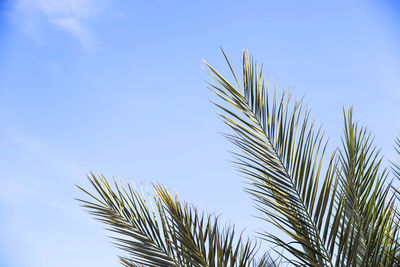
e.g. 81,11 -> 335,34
391,137 -> 400,202
77,173 -> 274,267
205,50 -> 341,266
335,108 -> 400,266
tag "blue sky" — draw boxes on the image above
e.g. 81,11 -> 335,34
0,0 -> 399,266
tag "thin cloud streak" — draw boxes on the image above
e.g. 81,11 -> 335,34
52,17 -> 93,49
13,0 -> 108,49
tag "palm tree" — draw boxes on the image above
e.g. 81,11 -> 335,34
77,50 -> 400,266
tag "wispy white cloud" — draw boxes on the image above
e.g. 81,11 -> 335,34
52,17 -> 94,49
14,0 -> 109,49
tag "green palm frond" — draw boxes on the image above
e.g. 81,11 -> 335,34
77,173 -> 275,267
391,137 -> 400,201
335,108 -> 399,266
205,50 -> 341,266
77,49 -> 400,267
389,137 -> 400,255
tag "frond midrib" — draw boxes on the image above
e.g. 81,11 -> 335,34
231,89 -> 334,267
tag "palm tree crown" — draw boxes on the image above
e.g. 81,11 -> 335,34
77,50 -> 400,266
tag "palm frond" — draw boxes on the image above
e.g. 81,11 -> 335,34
77,173 -> 274,267
77,174 -> 178,266
391,137 -> 400,202
335,108 -> 400,266
205,50 -> 341,266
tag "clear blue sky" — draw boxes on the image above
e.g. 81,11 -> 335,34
0,1 -> 399,266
